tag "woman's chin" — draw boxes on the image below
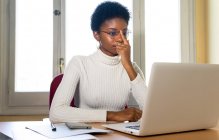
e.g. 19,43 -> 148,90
111,47 -> 118,55
111,50 -> 118,56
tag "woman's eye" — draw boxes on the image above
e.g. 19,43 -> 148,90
109,31 -> 117,36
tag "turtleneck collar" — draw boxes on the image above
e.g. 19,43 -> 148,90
93,49 -> 120,65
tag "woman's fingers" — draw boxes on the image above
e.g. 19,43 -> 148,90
134,109 -> 142,121
119,30 -> 129,45
125,107 -> 142,122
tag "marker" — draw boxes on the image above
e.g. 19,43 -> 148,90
51,123 -> 56,131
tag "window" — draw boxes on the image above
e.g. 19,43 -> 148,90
145,0 -> 181,83
8,0 -> 53,107
5,0 -> 138,111
0,0 -> 195,114
15,0 -> 53,92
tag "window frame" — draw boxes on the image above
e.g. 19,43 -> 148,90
8,0 -> 50,108
0,0 -> 195,114
181,0 -> 196,63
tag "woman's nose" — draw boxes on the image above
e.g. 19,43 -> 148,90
114,35 -> 123,43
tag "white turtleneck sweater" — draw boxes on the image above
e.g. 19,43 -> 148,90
49,49 -> 147,123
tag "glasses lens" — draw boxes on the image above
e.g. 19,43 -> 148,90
101,30 -> 130,38
109,31 -> 118,37
124,30 -> 130,38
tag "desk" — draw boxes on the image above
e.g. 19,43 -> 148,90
0,121 -> 219,140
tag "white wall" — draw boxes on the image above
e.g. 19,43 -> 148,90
208,0 -> 219,63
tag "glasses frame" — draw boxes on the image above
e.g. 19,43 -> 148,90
99,30 -> 131,39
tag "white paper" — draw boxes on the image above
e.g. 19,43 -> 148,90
12,127 -> 97,140
25,122 -> 111,139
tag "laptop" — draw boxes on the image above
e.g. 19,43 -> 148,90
102,63 -> 219,136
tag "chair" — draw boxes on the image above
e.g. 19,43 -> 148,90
49,74 -> 75,109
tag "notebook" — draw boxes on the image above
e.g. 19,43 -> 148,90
102,63 -> 219,136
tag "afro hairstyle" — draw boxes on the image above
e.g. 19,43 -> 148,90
91,1 -> 130,32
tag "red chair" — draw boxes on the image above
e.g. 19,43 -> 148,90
49,74 -> 75,109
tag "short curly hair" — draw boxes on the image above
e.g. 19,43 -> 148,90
91,1 -> 130,32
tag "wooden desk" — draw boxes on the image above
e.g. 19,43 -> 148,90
0,121 -> 219,140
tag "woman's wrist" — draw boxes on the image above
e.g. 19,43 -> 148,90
122,63 -> 137,81
107,111 -> 122,121
107,111 -> 115,121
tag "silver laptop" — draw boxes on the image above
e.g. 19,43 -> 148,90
103,63 -> 219,136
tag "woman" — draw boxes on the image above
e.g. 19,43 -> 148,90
49,1 -> 147,123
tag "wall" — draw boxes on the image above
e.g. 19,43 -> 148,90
195,0 -> 208,63
195,0 -> 219,64
208,0 -> 219,64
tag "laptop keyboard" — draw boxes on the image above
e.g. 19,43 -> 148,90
125,125 -> 140,130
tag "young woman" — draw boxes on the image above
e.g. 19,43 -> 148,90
49,1 -> 147,123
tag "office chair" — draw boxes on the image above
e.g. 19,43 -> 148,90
49,74 -> 75,109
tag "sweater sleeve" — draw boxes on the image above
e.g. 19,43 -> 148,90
130,62 -> 147,109
49,57 -> 107,123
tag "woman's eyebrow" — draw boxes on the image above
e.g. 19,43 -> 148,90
106,28 -> 128,31
106,28 -> 117,31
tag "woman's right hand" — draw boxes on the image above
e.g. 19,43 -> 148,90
107,107 -> 142,122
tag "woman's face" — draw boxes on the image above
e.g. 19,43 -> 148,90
94,18 -> 128,56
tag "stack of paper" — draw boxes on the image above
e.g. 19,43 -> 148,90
12,121 -> 111,140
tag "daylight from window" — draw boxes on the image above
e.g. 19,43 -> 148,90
15,0 -> 53,92
145,0 -> 180,84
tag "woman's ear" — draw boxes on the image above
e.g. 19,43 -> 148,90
93,31 -> 100,41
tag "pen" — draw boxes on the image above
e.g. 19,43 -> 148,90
51,123 -> 56,131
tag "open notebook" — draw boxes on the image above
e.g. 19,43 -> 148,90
103,63 -> 219,136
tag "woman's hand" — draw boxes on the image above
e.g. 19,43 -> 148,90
115,30 -> 131,66
114,30 -> 137,81
107,107 -> 142,122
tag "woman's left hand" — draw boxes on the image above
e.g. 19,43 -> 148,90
107,107 -> 142,122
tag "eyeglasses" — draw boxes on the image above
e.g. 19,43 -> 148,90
100,30 -> 130,38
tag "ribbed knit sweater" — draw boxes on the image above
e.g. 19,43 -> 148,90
49,49 -> 147,123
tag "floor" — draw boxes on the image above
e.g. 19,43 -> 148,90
0,115 -> 48,122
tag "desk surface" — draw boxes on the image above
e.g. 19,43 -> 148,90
0,121 -> 219,140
